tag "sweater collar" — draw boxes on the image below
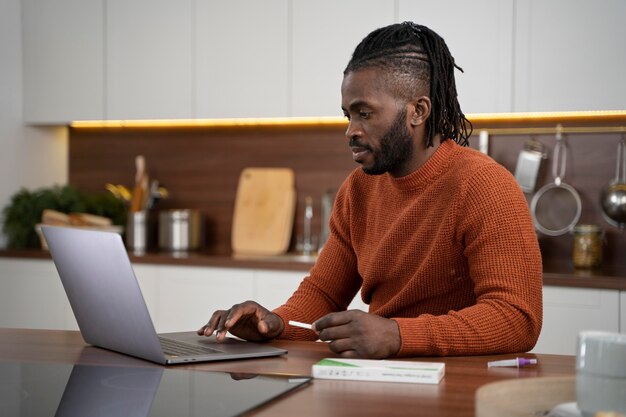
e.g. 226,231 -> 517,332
386,139 -> 457,191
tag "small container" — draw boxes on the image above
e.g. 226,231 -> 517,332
577,331 -> 626,417
158,209 -> 203,252
572,224 -> 603,269
126,211 -> 149,253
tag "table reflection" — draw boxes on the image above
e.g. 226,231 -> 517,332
0,361 -> 310,417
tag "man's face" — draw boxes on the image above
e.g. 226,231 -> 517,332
341,68 -> 415,177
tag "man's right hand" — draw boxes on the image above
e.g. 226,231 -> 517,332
196,300 -> 284,342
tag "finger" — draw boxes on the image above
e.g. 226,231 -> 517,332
214,313 -> 230,341
223,301 -> 260,328
318,322 -> 353,342
314,311 -> 353,331
327,337 -> 354,355
216,302 -> 264,341
257,313 -> 283,337
197,310 -> 227,336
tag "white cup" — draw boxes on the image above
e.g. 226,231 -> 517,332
576,331 -> 626,417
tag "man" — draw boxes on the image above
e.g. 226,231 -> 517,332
198,22 -> 543,359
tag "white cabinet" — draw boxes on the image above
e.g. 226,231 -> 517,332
152,266 -> 255,333
0,259 -> 76,330
254,269 -> 305,311
21,1 -> 626,122
133,263 -> 160,325
619,291 -> 626,333
513,0 -> 626,112
0,259 -> 369,332
398,0 -> 515,114
194,0 -> 289,118
254,269 -> 368,312
291,0 -> 395,117
3,257 -> 620,353
105,0 -> 194,120
532,286 -> 620,355
22,0 -> 104,123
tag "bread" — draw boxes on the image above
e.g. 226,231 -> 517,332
41,209 -> 112,227
68,213 -> 112,227
41,209 -> 70,225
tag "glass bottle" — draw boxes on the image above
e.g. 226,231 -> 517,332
572,224 -> 603,269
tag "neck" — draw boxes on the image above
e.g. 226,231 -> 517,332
390,134 -> 442,178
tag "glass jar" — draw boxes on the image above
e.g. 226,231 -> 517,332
572,224 -> 603,269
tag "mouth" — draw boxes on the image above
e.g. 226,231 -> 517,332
350,144 -> 372,163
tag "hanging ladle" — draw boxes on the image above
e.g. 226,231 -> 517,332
600,134 -> 626,229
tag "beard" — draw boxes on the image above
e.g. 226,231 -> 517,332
352,108 -> 414,176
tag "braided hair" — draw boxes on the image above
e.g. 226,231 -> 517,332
344,21 -> 472,147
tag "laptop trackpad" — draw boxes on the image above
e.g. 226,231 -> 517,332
159,331 -> 267,353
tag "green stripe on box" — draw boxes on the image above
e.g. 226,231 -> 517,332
316,359 -> 360,367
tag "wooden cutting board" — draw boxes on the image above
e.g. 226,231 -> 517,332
231,167 -> 296,256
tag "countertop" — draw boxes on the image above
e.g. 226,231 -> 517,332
0,328 -> 577,417
2,248 -> 626,290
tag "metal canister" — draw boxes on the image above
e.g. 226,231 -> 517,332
572,224 -> 603,269
158,209 -> 203,252
126,210 -> 148,253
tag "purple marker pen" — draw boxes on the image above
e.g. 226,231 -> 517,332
487,357 -> 538,368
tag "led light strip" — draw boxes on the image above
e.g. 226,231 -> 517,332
70,110 -> 626,129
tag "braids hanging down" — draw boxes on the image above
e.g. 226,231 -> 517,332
345,22 -> 472,147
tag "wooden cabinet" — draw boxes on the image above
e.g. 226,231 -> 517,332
22,0 -> 104,123
513,0 -> 626,112
398,0 -> 515,114
290,0 -> 395,117
105,0 -> 194,120
532,286 -> 620,355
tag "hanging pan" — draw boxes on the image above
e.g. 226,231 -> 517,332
530,126 -> 582,236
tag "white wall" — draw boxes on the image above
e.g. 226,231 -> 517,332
0,0 -> 67,248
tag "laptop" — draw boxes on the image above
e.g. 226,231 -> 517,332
41,225 -> 287,365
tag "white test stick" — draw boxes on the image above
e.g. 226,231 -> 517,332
288,320 -> 313,330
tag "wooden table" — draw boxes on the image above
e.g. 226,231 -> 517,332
0,328 -> 576,417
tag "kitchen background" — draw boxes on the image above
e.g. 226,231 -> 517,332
3,0 -> 626,240
1,0 -> 626,355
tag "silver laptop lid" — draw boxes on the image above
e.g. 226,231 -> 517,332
42,225 -> 166,364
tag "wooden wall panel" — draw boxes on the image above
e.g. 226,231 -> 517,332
69,126 -> 354,255
69,125 -> 625,271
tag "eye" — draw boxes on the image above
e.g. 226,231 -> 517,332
359,111 -> 370,119
342,112 -> 350,120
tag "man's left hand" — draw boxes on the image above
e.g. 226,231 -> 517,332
313,310 -> 401,358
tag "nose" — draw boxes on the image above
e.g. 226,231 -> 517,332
345,119 -> 362,141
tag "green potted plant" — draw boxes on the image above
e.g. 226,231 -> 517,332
2,185 -> 126,249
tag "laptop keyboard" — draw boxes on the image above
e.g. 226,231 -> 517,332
159,337 -> 222,357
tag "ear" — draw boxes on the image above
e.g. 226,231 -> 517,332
408,96 -> 431,126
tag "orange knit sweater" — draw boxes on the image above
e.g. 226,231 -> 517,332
274,140 -> 543,356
